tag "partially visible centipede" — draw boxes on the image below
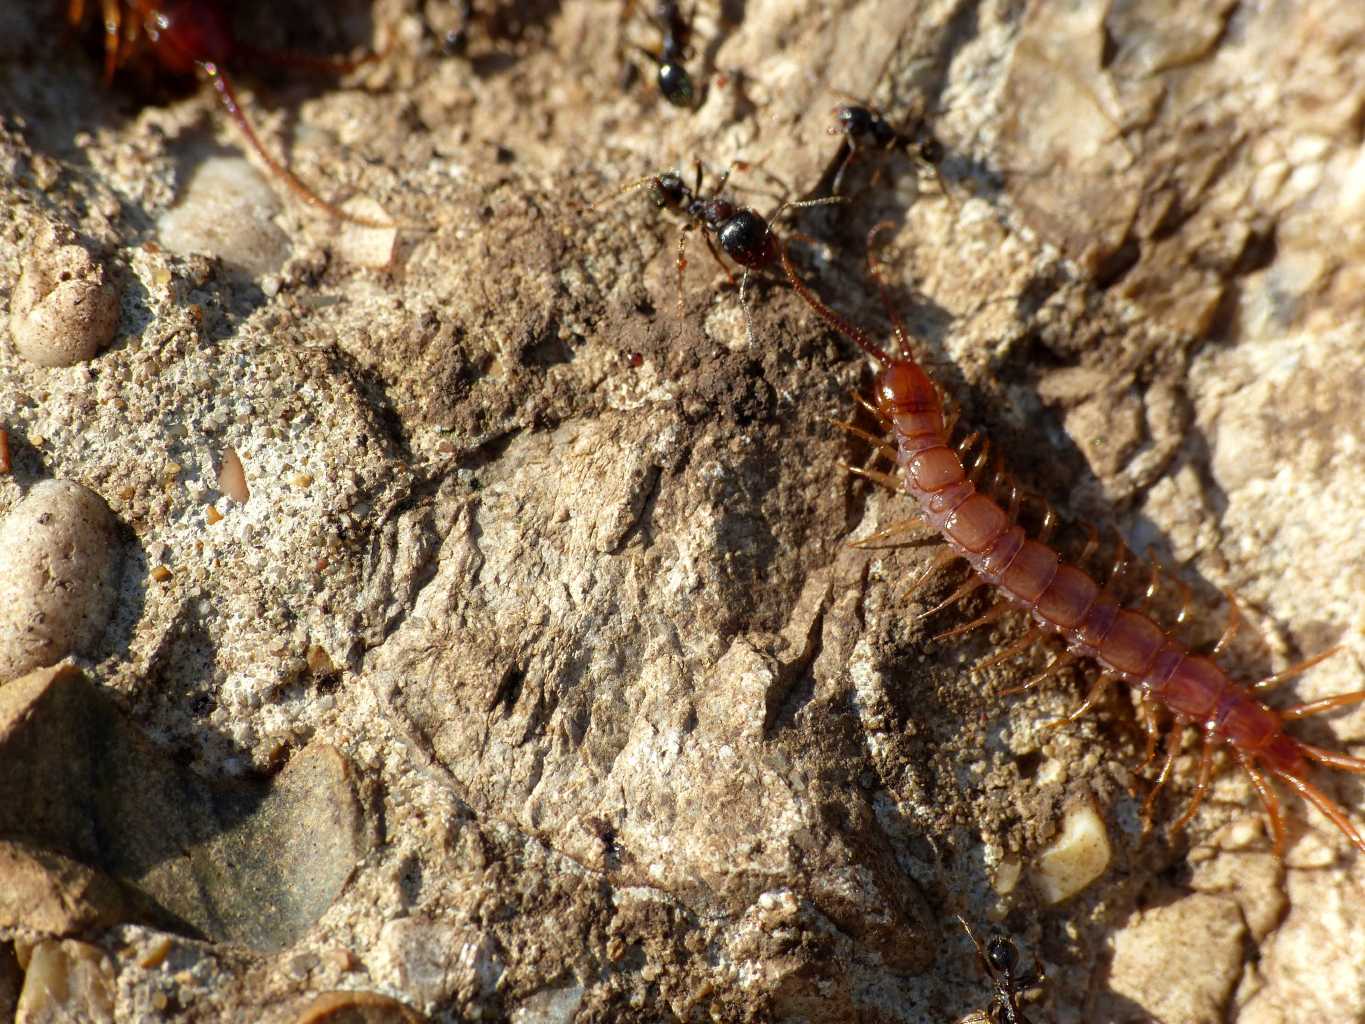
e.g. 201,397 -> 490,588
778,224 -> 1365,857
66,0 -> 396,228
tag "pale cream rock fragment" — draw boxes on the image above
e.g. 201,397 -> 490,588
15,940 -> 115,1024
8,242 -> 119,367
1029,798 -> 1112,904
0,481 -> 121,681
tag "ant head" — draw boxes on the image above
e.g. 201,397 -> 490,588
832,105 -> 874,134
649,173 -> 689,210
657,62 -> 696,107
717,209 -> 775,270
986,936 -> 1019,975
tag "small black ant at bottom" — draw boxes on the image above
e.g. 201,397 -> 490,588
957,915 -> 1045,1024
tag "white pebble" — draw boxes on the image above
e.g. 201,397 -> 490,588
8,244 -> 119,367
158,156 -> 290,276
1030,798 -> 1112,904
0,481 -> 122,680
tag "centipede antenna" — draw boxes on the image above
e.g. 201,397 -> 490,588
1251,646 -> 1344,692
1238,751 -> 1286,857
204,66 -> 398,229
1274,768 -> 1365,854
778,245 -> 891,365
865,221 -> 914,358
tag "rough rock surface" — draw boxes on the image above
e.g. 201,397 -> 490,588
1,1 -> 1363,1021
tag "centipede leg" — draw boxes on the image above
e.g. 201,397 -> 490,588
1281,689 -> 1365,721
916,575 -> 988,621
1211,591 -> 1242,656
999,649 -> 1078,697
976,627 -> 1046,674
99,0 -> 122,82
899,548 -> 964,602
1274,769 -> 1365,854
849,389 -> 890,428
830,419 -> 897,460
1298,743 -> 1365,773
1170,731 -> 1218,835
1251,646 -> 1344,692
841,462 -> 902,491
933,599 -> 1011,640
1141,727 -> 1183,835
1040,672 -> 1116,730
1238,751 -> 1286,857
849,518 -> 930,549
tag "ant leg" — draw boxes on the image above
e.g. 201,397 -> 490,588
701,231 -> 737,286
201,66 -> 397,228
674,226 -> 694,317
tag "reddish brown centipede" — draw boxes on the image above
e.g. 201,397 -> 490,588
66,0 -> 395,228
780,225 -> 1365,857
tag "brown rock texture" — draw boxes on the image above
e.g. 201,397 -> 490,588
0,1 -> 1362,1022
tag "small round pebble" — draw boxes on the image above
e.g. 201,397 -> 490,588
8,244 -> 120,367
0,481 -> 122,681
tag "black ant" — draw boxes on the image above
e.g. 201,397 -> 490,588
596,160 -> 838,326
957,916 -> 1045,1024
828,99 -> 951,199
625,1 -> 697,107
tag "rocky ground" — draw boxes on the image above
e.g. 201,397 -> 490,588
1,1 -> 1364,1021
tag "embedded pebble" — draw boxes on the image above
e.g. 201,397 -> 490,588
0,841 -> 126,934
0,481 -> 121,681
294,991 -> 426,1023
1029,799 -> 1112,904
157,156 -> 290,276
14,940 -> 114,1024
7,244 -> 119,367
333,198 -> 399,268
218,446 -> 249,503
